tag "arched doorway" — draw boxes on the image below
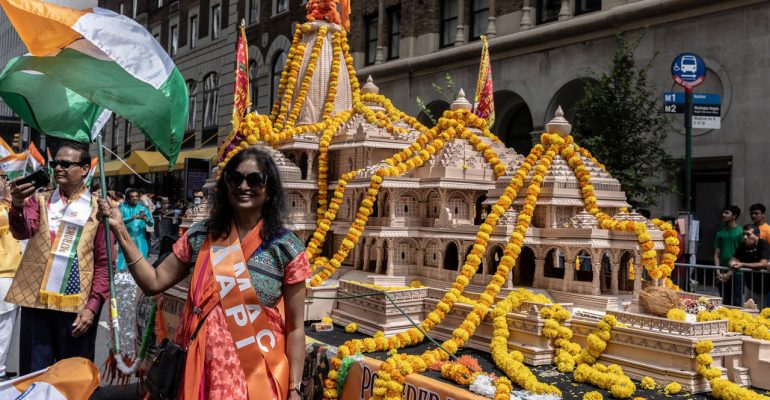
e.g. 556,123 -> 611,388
575,250 -> 593,282
417,100 -> 451,127
492,90 -> 534,154
544,248 -> 565,279
444,242 -> 459,271
488,246 -> 504,276
518,247 -> 535,286
601,252 -> 612,293
474,195 -> 488,225
619,251 -> 635,292
377,240 -> 389,274
299,153 -> 308,179
545,78 -> 597,126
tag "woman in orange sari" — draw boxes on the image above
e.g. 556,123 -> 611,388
98,148 -> 310,400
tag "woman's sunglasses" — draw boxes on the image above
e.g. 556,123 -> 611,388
224,171 -> 267,188
50,160 -> 85,169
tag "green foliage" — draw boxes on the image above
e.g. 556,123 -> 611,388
416,73 -> 457,126
573,32 -> 676,208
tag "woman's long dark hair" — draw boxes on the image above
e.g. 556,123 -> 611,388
207,147 -> 288,241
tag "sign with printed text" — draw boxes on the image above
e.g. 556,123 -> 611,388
671,53 -> 706,89
663,92 -> 721,116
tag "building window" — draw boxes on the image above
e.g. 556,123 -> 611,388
124,120 -> 132,152
270,51 -> 287,106
189,15 -> 198,48
470,0 -> 488,40
211,4 -> 221,39
387,6 -> 400,60
169,25 -> 178,56
249,60 -> 258,109
536,0 -> 560,24
574,0 -> 601,15
186,80 -> 197,134
132,0 -> 137,18
119,1 -> 124,15
364,14 -> 378,66
274,0 -> 288,15
440,0 -> 458,48
248,0 -> 260,24
202,73 -> 219,130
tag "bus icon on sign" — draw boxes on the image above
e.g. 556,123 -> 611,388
680,55 -> 698,73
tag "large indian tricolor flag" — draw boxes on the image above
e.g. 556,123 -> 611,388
0,0 -> 187,165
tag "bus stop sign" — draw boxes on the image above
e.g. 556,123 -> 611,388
672,53 -> 706,90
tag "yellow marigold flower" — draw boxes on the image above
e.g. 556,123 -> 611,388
321,316 -> 333,324
345,322 -> 358,333
667,308 -> 686,321
695,340 -> 714,354
663,382 -> 681,395
640,376 -> 656,390
583,391 -> 603,400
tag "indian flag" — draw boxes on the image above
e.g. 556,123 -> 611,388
0,0 -> 187,166
0,137 -> 14,157
26,141 -> 45,172
0,357 -> 100,399
0,153 -> 29,180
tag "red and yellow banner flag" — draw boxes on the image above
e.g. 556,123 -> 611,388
473,35 -> 495,128
231,21 -> 250,129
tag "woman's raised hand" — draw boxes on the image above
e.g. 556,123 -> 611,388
97,198 -> 125,229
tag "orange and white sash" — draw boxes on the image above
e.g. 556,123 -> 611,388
209,222 -> 289,400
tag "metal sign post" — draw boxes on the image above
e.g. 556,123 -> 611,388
671,52 -> 706,256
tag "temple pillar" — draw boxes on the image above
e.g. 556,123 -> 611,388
375,243 -> 383,274
417,249 -> 425,270
520,0 -> 532,30
633,254 -> 643,293
592,262 -> 602,295
306,151 -> 316,180
362,238 -> 371,272
437,248 -> 445,270
386,247 -> 395,276
353,240 -> 362,270
610,265 -> 619,294
533,256 -> 545,288
563,260 -> 576,292
481,257 -> 489,281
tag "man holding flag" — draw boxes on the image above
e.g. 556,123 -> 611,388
5,141 -> 110,374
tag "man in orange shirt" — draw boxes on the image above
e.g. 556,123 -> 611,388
750,204 -> 770,242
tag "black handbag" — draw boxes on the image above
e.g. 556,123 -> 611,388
146,309 -> 211,400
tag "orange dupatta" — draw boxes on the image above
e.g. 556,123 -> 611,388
178,222 -> 289,400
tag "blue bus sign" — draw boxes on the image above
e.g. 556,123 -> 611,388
671,53 -> 706,89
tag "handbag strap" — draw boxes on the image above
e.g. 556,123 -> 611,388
184,308 -> 213,351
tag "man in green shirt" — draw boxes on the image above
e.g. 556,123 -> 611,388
715,205 -> 744,306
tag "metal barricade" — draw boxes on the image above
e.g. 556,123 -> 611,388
672,262 -> 770,308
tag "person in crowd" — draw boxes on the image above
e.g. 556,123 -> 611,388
184,190 -> 206,217
0,171 -> 23,381
715,205 -> 744,306
98,147 -> 310,400
116,188 -> 154,271
749,203 -> 770,242
728,224 -> 770,307
5,141 -> 110,374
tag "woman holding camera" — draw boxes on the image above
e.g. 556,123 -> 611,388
98,147 -> 311,400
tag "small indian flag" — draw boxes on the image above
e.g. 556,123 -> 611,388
0,153 -> 29,180
0,357 -> 100,399
0,0 -> 187,166
84,157 -> 98,187
0,136 -> 14,158
26,141 -> 45,172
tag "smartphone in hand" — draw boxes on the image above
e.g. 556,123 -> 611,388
16,169 -> 51,190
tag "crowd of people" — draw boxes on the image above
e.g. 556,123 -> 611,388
712,204 -> 770,307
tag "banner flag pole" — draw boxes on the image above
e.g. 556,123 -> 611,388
96,133 -> 120,354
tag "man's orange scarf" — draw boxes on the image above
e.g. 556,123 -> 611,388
178,222 -> 289,400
